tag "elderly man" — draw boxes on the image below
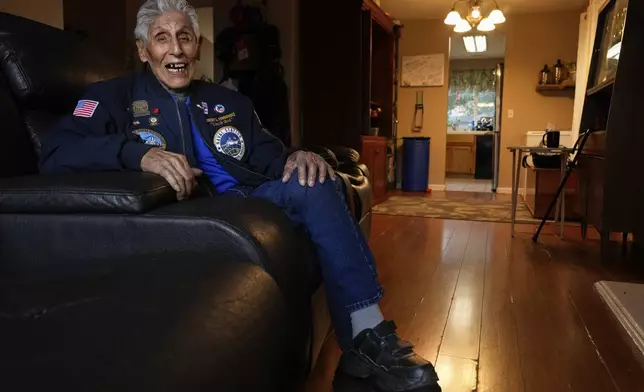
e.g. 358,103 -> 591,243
39,1 -> 440,391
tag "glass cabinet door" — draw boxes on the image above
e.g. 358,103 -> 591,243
595,0 -> 629,86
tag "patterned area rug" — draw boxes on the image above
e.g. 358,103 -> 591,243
373,196 -> 540,224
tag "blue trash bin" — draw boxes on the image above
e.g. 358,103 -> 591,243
402,137 -> 430,192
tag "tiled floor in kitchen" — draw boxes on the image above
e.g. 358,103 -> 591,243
445,176 -> 493,192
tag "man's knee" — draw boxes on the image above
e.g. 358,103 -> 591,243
283,168 -> 342,202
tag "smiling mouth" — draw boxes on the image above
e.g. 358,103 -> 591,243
165,63 -> 188,74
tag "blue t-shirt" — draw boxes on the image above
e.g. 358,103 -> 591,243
184,98 -> 238,193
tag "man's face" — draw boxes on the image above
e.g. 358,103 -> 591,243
137,11 -> 199,89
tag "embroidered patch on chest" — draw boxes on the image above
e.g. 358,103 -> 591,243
214,126 -> 245,160
132,100 -> 150,117
132,129 -> 167,150
206,112 -> 236,126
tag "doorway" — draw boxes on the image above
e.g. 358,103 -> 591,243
445,31 -> 506,193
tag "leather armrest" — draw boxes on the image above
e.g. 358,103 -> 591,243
0,172 -> 176,214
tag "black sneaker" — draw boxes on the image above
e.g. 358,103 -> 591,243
336,320 -> 441,392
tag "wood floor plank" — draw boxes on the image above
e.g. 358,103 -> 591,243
512,233 -> 618,392
368,214 -> 412,248
478,223 -> 524,392
404,220 -> 473,363
304,208 -> 644,392
439,221 -> 489,360
377,218 -> 459,338
507,234 -> 573,392
434,355 -> 478,392
538,235 -> 644,392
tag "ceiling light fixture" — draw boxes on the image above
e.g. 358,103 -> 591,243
454,18 -> 473,33
444,0 -> 506,33
463,35 -> 488,53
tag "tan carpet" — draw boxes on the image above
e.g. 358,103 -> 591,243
373,196 -> 540,224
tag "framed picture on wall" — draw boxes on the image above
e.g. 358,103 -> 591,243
401,54 -> 445,87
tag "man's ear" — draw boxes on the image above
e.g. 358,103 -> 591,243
136,40 -> 149,63
196,36 -> 202,61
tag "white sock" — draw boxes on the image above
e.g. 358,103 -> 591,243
350,304 -> 385,338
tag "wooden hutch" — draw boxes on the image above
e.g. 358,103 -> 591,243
576,0 -> 644,251
299,0 -> 398,201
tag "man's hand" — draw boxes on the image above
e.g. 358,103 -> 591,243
141,148 -> 203,200
282,151 -> 336,187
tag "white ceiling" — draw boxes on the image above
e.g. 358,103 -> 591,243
450,31 -> 506,59
380,0 -> 588,20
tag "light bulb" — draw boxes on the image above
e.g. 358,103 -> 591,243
444,10 -> 462,25
471,6 -> 481,19
477,17 -> 495,32
454,18 -> 472,33
488,9 -> 506,24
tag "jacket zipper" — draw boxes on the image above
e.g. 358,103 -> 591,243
174,100 -> 187,155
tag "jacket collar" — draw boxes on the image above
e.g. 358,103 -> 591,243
142,68 -> 197,101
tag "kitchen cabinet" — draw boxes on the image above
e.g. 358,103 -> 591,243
446,135 -> 475,175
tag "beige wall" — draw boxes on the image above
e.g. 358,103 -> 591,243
1,0 -> 63,29
398,10 -> 580,189
498,11 -> 579,189
397,19 -> 451,187
195,7 -> 215,81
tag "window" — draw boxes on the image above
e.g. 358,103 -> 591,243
447,68 -> 496,131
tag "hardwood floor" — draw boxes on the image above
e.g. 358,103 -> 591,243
304,194 -> 644,392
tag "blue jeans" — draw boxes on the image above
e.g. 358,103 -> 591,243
226,171 -> 383,348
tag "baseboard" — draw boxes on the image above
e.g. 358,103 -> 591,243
594,281 -> 644,366
496,187 -> 512,194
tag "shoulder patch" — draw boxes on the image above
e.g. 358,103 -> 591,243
73,100 -> 99,118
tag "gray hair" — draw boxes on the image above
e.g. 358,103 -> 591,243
134,0 -> 200,43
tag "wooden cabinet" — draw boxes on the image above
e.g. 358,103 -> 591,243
576,0 -> 644,249
361,136 -> 388,202
576,155 -> 605,236
299,0 -> 397,151
446,135 -> 475,175
525,168 -> 579,220
446,145 -> 475,174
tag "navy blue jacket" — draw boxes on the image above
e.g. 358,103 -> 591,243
40,70 -> 287,187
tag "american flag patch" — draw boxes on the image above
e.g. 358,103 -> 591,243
73,100 -> 99,118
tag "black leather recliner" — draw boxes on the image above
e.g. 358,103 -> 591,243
0,12 -> 372,391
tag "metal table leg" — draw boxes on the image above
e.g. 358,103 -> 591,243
511,150 -> 519,237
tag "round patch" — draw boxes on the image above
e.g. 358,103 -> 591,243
132,129 -> 167,150
215,104 -> 225,114
214,126 -> 245,160
148,116 -> 159,126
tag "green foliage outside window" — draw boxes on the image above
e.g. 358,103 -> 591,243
447,68 -> 496,130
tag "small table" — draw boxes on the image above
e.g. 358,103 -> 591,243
507,146 -> 575,237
